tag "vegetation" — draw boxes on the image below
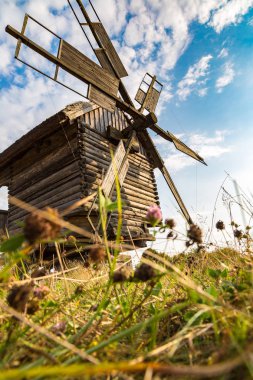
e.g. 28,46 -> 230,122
0,191 -> 252,379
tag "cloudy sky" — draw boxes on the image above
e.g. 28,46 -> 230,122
1,0 -> 253,246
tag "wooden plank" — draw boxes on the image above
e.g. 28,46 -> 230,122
101,140 -> 128,196
135,88 -> 145,105
95,48 -> 115,76
88,85 -> 116,113
93,23 -> 128,78
83,151 -> 154,182
145,87 -> 160,113
60,40 -> 119,98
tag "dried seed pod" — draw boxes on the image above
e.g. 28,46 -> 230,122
187,224 -> 203,245
134,263 -> 156,282
112,267 -> 132,283
27,299 -> 40,315
89,247 -> 106,263
24,207 -> 61,245
234,229 -> 243,240
7,283 -> 33,312
216,220 -> 225,230
165,218 -> 176,229
75,285 -> 84,295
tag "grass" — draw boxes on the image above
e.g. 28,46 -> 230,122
0,191 -> 252,379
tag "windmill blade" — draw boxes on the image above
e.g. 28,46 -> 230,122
68,0 -> 128,79
137,129 -> 193,224
135,73 -> 163,113
149,124 -> 206,165
68,1 -> 134,106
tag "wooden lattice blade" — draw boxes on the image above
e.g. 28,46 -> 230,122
5,24 -> 120,113
93,23 -> 128,78
149,124 -> 207,165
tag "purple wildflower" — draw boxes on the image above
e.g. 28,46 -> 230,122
146,205 -> 162,226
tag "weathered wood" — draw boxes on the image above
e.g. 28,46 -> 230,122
11,127 -> 77,177
60,40 -> 119,105
11,154 -> 78,192
93,22 -> 128,78
83,149 -> 154,181
12,176 -> 81,206
12,163 -> 80,199
8,189 -> 82,221
88,85 -> 116,113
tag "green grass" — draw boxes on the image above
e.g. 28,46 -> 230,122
0,191 -> 252,379
0,245 -> 252,379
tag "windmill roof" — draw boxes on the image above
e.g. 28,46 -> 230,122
0,101 -> 97,171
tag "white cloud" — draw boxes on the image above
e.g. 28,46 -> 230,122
216,62 -> 235,92
162,130 -> 232,173
0,0 -> 249,162
218,47 -> 229,58
177,55 -> 212,101
209,0 -> 253,33
198,87 -> 208,97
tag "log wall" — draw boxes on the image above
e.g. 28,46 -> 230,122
8,122 -> 81,234
5,102 -> 159,244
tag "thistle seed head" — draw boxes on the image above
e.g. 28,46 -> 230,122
134,263 -> 156,282
89,246 -> 106,263
24,208 -> 61,245
7,283 -> 33,313
216,220 -> 225,231
165,218 -> 176,229
187,224 -> 203,245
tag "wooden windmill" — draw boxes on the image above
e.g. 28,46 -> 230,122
4,0 -> 206,244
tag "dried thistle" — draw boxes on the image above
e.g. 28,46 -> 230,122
216,220 -> 225,231
234,229 -> 243,240
187,224 -> 203,245
75,285 -> 84,295
112,267 -> 132,283
24,207 -> 61,245
89,246 -> 106,263
165,218 -> 176,229
134,263 -> 156,282
7,283 -> 33,313
27,299 -> 40,315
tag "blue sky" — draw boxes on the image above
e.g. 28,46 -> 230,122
1,0 -> 253,248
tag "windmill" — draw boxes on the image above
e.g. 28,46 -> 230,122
5,0 -> 206,231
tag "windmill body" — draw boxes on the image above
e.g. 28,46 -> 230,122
0,102 -> 158,245
0,0 -> 207,244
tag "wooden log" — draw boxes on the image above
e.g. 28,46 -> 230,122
11,155 -> 78,192
12,175 -> 81,206
83,153 -> 155,182
82,139 -> 152,172
82,128 -> 151,168
11,130 -> 77,177
12,144 -> 79,185
11,163 -> 80,199
82,163 -> 157,192
9,186 -> 82,220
